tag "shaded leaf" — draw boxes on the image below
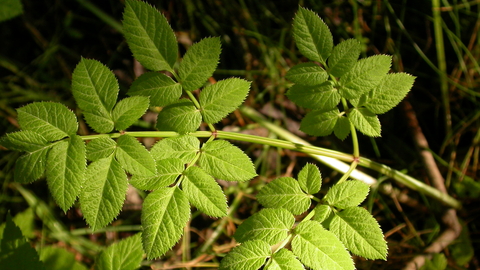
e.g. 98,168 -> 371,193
219,240 -> 271,270
128,72 -> 182,107
286,63 -> 328,86
312,204 -> 333,223
40,247 -> 87,270
0,130 -> 48,152
257,177 -> 310,215
156,99 -> 202,134
333,116 -> 351,140
86,137 -> 117,162
95,233 -> 143,270
141,187 -> 190,259
112,96 -> 150,131
348,108 -> 381,137
130,158 -> 183,190
198,140 -> 256,182
300,108 -> 340,137
14,146 -> 51,183
287,82 -> 341,111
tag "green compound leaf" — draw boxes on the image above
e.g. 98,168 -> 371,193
0,130 -> 48,152
300,108 -> 340,137
257,177 -> 310,215
0,213 -> 46,270
292,221 -> 354,270
312,204 -> 333,223
333,116 -> 351,140
330,207 -> 387,260
198,139 -> 257,182
130,158 -> 183,190
14,146 -> 51,183
141,187 -> 190,259
123,0 -> 177,72
115,135 -> 156,176
199,78 -> 251,124
95,233 -> 143,270
79,155 -> 128,231
328,39 -> 362,78
219,240 -> 271,270
266,249 -> 304,270
287,82 -> 341,111
86,137 -> 117,162
127,72 -> 182,107
325,180 -> 370,209
348,107 -> 381,137
71,58 -> 118,133
112,96 -> 150,131
234,208 -> 295,245
293,7 -> 333,64
182,166 -> 227,217
360,73 -> 415,114
339,55 -> 392,100
150,135 -> 200,163
46,135 -> 86,212
297,163 -> 321,194
286,62 -> 328,86
179,37 -> 221,91
156,99 -> 201,134
17,102 -> 77,141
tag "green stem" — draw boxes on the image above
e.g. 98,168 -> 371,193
76,0 -> 123,33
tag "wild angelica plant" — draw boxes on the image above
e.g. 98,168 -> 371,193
0,1 -> 419,269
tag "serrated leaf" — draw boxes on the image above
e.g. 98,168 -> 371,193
86,137 -> 117,161
234,208 -> 294,245
127,72 -> 182,107
339,55 -> 392,99
199,78 -> 251,124
266,249 -> 305,270
95,233 -> 143,270
39,247 -> 88,270
287,82 -> 341,111
333,116 -> 351,140
198,140 -> 256,182
286,63 -> 328,86
130,158 -> 183,190
17,102 -> 78,141
0,130 -> 48,152
312,204 -> 333,223
257,177 -> 310,215
293,7 -> 333,64
71,58 -> 118,133
46,135 -> 86,212
0,213 -> 46,270
150,135 -> 200,163
179,37 -> 221,91
325,180 -> 370,209
14,146 -> 51,183
328,39 -> 362,77
123,0 -> 177,72
297,163 -> 321,194
330,207 -> 387,260
79,155 -> 128,231
156,99 -> 201,134
182,166 -> 227,217
348,108 -> 381,137
115,135 -> 156,176
292,221 -> 354,270
141,187 -> 190,259
361,73 -> 415,114
219,240 -> 271,270
300,108 -> 340,137
112,96 -> 150,131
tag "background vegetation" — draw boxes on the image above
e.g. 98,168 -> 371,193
0,0 -> 479,269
